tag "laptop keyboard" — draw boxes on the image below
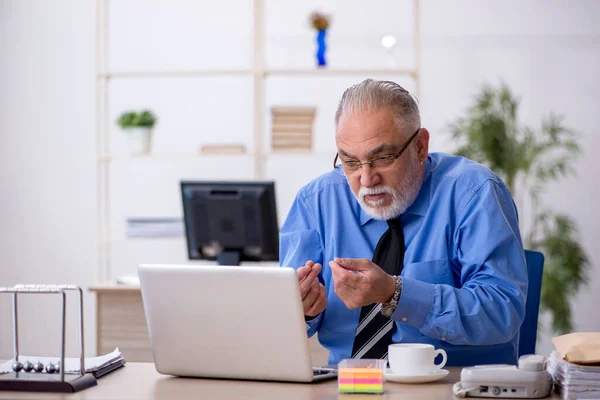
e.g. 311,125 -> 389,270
313,367 -> 337,376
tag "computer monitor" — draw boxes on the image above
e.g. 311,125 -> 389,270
180,181 -> 279,266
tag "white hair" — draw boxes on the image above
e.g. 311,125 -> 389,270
334,79 -> 421,135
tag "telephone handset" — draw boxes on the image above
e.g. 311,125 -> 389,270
452,355 -> 552,398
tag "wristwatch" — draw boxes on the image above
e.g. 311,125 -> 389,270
381,276 -> 402,318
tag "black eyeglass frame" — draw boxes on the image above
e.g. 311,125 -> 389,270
333,127 -> 421,170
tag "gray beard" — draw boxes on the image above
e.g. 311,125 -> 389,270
355,153 -> 424,221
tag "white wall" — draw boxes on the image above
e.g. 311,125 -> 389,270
1,0 -> 598,359
0,0 -> 96,356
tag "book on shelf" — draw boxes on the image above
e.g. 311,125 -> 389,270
200,144 -> 247,154
272,137 -> 312,146
270,106 -> 316,117
271,106 -> 316,152
271,146 -> 312,153
271,124 -> 314,134
126,217 -> 184,238
272,115 -> 315,125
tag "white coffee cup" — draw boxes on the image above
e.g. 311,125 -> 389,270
388,343 -> 447,376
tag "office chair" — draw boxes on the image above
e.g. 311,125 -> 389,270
518,250 -> 545,357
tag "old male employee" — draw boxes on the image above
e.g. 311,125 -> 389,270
279,79 -> 528,366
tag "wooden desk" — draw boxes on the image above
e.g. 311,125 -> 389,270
89,285 -> 154,362
89,285 -> 329,364
0,363 -> 561,399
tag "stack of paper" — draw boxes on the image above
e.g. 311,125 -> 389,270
0,348 -> 125,379
547,350 -> 600,399
125,217 -> 184,237
116,274 -> 141,286
270,107 -> 316,152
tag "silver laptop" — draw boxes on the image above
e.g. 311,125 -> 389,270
138,264 -> 337,382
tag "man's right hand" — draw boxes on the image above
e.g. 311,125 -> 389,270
297,260 -> 327,317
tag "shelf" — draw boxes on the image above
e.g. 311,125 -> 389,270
95,0 -> 422,283
97,152 -> 336,163
265,151 -> 333,157
264,67 -> 418,77
98,69 -> 253,79
97,153 -> 252,163
97,67 -> 418,79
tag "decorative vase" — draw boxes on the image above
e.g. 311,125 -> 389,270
316,29 -> 327,67
126,127 -> 152,155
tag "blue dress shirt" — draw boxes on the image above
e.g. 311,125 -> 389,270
279,153 -> 528,367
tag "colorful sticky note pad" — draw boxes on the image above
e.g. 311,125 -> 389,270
338,359 -> 386,394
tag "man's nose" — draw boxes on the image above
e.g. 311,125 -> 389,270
359,164 -> 380,187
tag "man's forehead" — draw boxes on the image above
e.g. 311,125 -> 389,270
336,112 -> 411,140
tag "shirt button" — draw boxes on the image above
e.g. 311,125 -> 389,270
441,337 -> 447,341
401,317 -> 408,322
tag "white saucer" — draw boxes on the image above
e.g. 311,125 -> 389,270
384,368 -> 449,383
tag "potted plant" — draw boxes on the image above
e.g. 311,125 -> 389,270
449,82 -> 589,335
116,109 -> 157,155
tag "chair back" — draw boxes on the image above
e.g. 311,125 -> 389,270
519,250 -> 545,357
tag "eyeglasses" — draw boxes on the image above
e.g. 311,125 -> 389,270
333,128 -> 421,172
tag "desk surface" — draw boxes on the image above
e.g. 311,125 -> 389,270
0,363 -> 561,400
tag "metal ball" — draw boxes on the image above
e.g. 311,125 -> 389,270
45,363 -> 56,374
22,361 -> 34,372
33,361 -> 44,372
12,361 -> 23,372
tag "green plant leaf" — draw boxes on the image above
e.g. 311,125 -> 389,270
116,109 -> 157,129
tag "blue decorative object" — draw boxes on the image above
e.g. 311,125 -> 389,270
316,29 -> 327,67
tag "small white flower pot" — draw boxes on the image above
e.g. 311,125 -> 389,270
126,127 -> 152,155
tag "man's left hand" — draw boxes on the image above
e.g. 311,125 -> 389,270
329,257 -> 396,309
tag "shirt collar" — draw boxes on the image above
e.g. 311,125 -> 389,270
358,155 -> 432,226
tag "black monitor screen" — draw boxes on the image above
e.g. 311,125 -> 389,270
180,181 -> 279,266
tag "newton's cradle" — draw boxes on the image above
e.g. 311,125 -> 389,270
0,285 -> 97,392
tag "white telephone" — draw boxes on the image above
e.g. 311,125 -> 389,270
452,355 -> 553,398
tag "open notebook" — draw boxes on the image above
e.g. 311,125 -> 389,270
0,348 -> 125,378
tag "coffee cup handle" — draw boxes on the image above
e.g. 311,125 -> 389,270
433,349 -> 447,370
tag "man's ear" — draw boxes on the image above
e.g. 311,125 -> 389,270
416,128 -> 430,162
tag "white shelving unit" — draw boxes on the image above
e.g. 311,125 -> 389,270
95,0 -> 422,283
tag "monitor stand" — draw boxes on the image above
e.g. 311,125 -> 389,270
217,250 -> 241,266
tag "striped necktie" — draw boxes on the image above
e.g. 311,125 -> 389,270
351,217 -> 405,359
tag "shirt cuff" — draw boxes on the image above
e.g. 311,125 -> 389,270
392,276 -> 435,329
305,313 -> 320,321
305,313 -> 322,336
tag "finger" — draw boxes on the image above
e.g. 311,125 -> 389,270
307,283 -> 327,315
297,261 -> 315,282
299,263 -> 321,295
311,263 -> 322,276
328,261 -> 343,279
334,257 -> 371,272
301,276 -> 320,300
302,282 -> 320,311
329,260 -> 351,278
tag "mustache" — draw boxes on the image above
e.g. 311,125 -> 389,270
358,186 -> 395,198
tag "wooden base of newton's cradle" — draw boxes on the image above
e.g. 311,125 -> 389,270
0,371 -> 97,393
